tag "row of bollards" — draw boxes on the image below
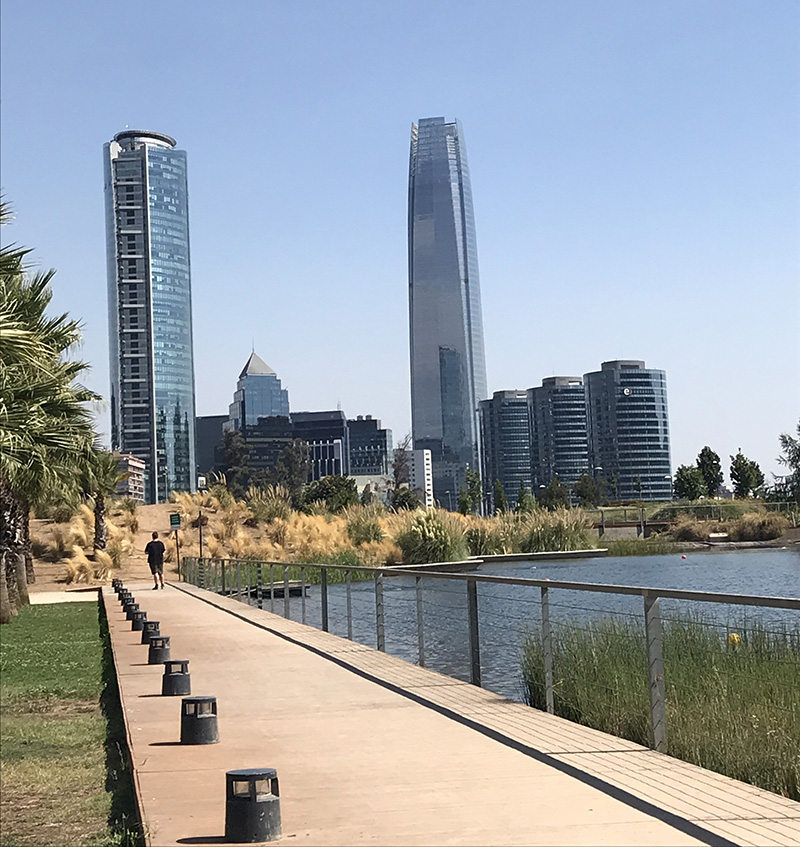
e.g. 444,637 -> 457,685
111,578 -> 281,842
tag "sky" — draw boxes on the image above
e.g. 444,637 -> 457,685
2,0 -> 798,483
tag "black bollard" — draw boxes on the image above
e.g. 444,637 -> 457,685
120,591 -> 133,606
225,768 -> 281,843
131,610 -> 147,631
148,635 -> 171,665
112,579 -> 122,593
161,660 -> 191,696
141,620 -> 160,644
180,696 -> 219,745
124,602 -> 140,621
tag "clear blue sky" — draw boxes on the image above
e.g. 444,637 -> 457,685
2,0 -> 798,482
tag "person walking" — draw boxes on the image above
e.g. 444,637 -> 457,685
145,531 -> 166,589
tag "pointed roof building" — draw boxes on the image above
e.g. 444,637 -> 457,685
239,351 -> 276,379
225,351 -> 290,431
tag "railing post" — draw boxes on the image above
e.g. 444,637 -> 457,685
301,567 -> 307,624
246,562 -> 251,604
644,592 -> 667,753
375,572 -> 385,652
221,560 -> 226,595
269,564 -> 275,613
257,563 -> 263,610
236,561 -> 242,600
321,568 -> 329,632
466,578 -> 481,687
541,586 -> 554,714
415,575 -> 425,668
345,571 -> 353,640
283,565 -> 290,619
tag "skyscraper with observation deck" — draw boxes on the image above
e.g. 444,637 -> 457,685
104,130 -> 196,503
408,117 -> 488,506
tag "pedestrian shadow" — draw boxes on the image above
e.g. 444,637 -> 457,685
176,837 -> 226,844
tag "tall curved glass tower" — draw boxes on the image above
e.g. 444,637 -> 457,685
104,130 -> 196,503
408,117 -> 488,506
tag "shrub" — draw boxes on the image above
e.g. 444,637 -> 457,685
344,504 -> 385,546
395,509 -> 467,564
729,513 -> 789,541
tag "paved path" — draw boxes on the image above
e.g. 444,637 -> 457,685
105,582 -> 800,847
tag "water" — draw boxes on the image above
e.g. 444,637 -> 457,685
256,548 -> 800,702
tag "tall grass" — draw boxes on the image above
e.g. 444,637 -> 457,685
520,616 -> 800,799
395,509 -> 468,564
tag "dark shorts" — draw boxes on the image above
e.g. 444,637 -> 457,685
148,561 -> 164,575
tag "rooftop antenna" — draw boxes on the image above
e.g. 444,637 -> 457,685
252,337 -> 255,353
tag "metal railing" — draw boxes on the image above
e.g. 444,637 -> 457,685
181,556 -> 799,756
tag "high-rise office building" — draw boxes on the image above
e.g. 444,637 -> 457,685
195,414 -> 227,477
104,130 -> 196,503
408,117 -> 488,506
225,352 -> 290,432
584,360 -> 672,501
528,377 -> 589,499
409,449 -> 434,508
291,411 -> 350,480
479,390 -> 532,510
347,416 -> 392,476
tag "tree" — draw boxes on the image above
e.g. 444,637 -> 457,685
457,488 -> 471,515
696,447 -> 723,497
538,477 -> 570,511
515,485 -> 537,514
673,464 -> 707,501
392,487 -> 422,511
1,203 -> 97,622
220,430 -> 251,498
304,475 -> 358,513
464,468 -> 482,515
82,450 -> 127,550
775,421 -> 800,503
493,479 -> 509,514
730,450 -> 764,498
392,432 -> 412,489
274,439 -> 310,507
573,474 -> 602,508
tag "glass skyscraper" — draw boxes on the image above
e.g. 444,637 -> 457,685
584,360 -> 672,501
479,390 -> 532,511
225,352 -> 290,431
104,130 -> 196,503
408,117 -> 488,506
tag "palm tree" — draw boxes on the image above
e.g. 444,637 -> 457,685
1,202 -> 98,622
82,450 -> 128,550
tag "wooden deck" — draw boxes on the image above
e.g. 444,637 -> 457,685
104,582 -> 800,846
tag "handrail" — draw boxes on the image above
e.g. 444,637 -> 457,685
184,556 -> 800,610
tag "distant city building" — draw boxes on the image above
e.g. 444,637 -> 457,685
291,411 -> 350,481
408,116 -> 488,506
479,391 -> 531,510
225,352 -> 289,432
104,129 -> 196,503
113,452 -> 146,503
528,377 -> 589,499
196,414 -> 227,477
103,130 -> 196,503
408,449 -> 434,508
348,416 -> 392,476
584,360 -> 672,501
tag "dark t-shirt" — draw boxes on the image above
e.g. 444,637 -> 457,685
145,540 -> 165,565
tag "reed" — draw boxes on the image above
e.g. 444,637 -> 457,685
520,615 -> 800,799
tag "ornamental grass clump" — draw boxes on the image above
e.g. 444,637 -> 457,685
395,509 -> 467,564
518,508 -> 594,553
729,513 -> 788,541
247,485 -> 292,524
344,503 -> 385,546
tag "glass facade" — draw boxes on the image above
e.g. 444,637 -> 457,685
104,130 -> 196,502
584,361 -> 672,501
479,391 -> 532,511
408,117 -> 488,505
226,352 -> 290,431
347,416 -> 393,476
528,377 -> 589,500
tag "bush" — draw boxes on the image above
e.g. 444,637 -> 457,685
344,504 -> 385,546
395,509 -> 467,564
729,513 -> 789,541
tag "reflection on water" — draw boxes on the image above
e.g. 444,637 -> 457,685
251,548 -> 800,703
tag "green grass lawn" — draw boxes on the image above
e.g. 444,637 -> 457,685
0,602 -> 141,847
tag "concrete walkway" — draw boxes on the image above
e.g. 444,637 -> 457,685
105,582 -> 800,847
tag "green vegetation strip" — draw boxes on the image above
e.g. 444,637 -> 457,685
0,603 -> 142,847
521,616 -> 800,800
